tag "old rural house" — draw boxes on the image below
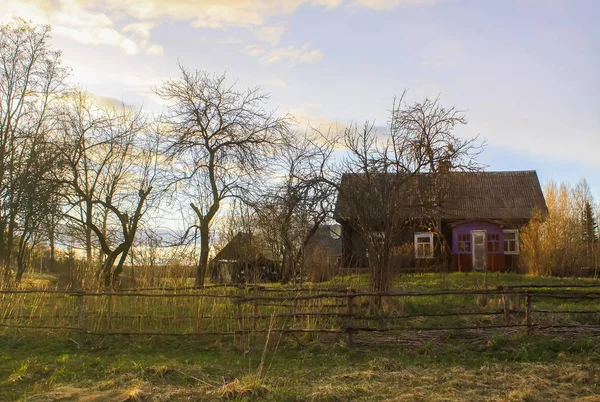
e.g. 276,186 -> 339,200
304,225 -> 342,263
210,232 -> 279,283
335,171 -> 547,272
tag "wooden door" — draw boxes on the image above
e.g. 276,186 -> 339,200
471,230 -> 487,272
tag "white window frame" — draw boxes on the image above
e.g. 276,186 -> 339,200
503,229 -> 519,255
414,232 -> 434,259
457,233 -> 471,253
371,231 -> 385,245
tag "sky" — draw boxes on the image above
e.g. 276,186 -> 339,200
3,0 -> 600,200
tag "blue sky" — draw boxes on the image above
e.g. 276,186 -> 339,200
4,0 -> 600,199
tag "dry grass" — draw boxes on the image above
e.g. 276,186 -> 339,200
23,362 -> 598,401
308,362 -> 600,402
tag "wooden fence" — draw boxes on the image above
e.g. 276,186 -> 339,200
1,285 -> 600,343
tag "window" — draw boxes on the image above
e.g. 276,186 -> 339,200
487,233 -> 500,253
503,229 -> 519,254
414,232 -> 434,259
371,231 -> 385,246
457,234 -> 471,253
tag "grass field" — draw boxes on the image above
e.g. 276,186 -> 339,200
2,330 -> 600,401
2,272 -> 600,401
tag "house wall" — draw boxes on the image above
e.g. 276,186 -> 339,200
340,219 -> 522,273
451,221 -> 504,253
451,221 -> 504,272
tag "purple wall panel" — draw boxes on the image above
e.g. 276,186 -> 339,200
451,221 -> 504,254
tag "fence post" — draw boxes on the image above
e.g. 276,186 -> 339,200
77,292 -> 85,331
236,298 -> 245,349
346,290 -> 355,346
107,293 -> 113,330
502,292 -> 510,325
253,286 -> 258,331
292,299 -> 298,322
237,301 -> 243,332
525,292 -> 532,336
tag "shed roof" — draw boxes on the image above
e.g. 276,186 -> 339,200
335,170 -> 547,222
212,232 -> 278,263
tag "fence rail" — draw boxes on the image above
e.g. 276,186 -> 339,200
2,284 -> 600,343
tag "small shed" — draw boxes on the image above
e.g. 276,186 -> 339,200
304,225 -> 343,281
211,232 -> 279,283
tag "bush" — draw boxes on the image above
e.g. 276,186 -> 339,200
521,181 -> 599,277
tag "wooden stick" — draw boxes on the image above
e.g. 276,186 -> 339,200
502,293 -> 510,325
525,292 -> 532,336
346,291 -> 355,346
77,293 -> 85,330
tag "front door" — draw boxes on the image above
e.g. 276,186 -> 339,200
471,230 -> 487,271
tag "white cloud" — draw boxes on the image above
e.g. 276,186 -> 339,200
103,0 -> 344,27
1,0 -> 162,56
289,107 -> 348,131
351,0 -> 441,10
1,0 -> 442,58
245,45 -> 267,57
261,45 -> 324,64
245,44 -> 323,64
122,21 -> 155,40
266,78 -> 289,88
255,25 -> 286,46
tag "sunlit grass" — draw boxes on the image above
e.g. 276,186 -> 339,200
1,332 -> 600,401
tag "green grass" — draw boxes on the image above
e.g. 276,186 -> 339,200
1,331 -> 600,401
328,271 -> 600,291
3,273 -> 600,400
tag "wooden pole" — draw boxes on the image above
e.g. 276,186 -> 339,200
107,294 -> 113,330
347,291 -> 355,346
77,293 -> 85,330
502,293 -> 510,325
236,301 -> 245,349
253,286 -> 258,331
292,299 -> 298,333
525,292 -> 532,336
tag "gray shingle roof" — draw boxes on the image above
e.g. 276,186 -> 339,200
440,171 -> 547,220
335,171 -> 547,222
213,232 -> 278,263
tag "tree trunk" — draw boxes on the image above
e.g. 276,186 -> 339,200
15,232 -> 30,284
0,216 -> 6,282
100,251 -> 121,288
196,223 -> 210,287
112,244 -> 131,285
280,252 -> 292,284
85,201 -> 93,264
49,225 -> 55,272
371,246 -> 391,293
4,213 -> 16,284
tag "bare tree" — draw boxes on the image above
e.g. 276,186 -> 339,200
334,93 -> 484,291
0,18 -> 69,284
256,129 -> 337,284
58,91 -> 159,287
13,136 -> 63,282
155,66 -> 291,287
